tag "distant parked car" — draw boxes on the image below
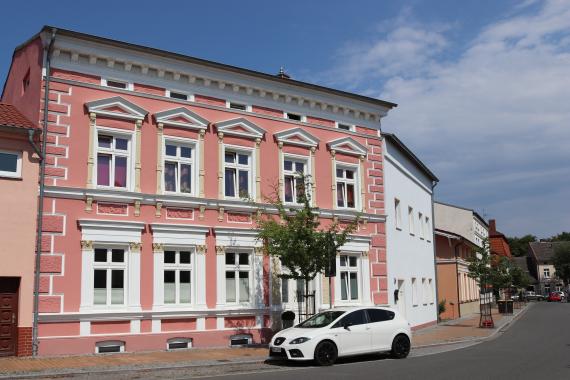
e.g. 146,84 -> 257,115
525,291 -> 546,301
547,291 -> 565,302
269,307 -> 412,365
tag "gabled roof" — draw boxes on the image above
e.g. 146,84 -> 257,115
214,117 -> 265,139
327,136 -> 367,156
0,103 -> 39,130
274,127 -> 319,148
154,107 -> 209,130
528,241 -> 566,263
85,96 -> 148,121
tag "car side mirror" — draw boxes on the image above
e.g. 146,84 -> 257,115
343,322 -> 351,330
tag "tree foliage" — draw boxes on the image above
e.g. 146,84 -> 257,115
256,174 -> 358,298
507,234 -> 537,257
548,232 -> 570,242
553,242 -> 570,285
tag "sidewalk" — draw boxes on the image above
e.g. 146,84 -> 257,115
0,304 -> 530,378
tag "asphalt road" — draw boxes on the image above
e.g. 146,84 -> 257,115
202,302 -> 569,380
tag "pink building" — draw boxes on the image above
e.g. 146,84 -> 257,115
0,103 -> 42,356
2,26 -> 396,356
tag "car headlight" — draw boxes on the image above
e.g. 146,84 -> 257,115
290,337 -> 311,344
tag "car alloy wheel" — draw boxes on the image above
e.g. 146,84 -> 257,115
391,334 -> 411,359
314,341 -> 338,366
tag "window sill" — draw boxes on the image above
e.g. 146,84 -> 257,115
0,174 -> 22,180
396,227 -> 402,231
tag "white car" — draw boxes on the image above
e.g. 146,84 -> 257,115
269,306 -> 412,366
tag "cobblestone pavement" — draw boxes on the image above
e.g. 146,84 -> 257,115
0,303 -> 531,379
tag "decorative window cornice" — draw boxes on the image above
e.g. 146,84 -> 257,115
214,117 -> 265,140
85,96 -> 148,121
327,137 -> 367,157
274,127 -> 319,148
154,107 -> 209,130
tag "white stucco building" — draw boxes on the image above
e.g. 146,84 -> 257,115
383,133 -> 439,329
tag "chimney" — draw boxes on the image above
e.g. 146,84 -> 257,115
276,67 -> 290,79
489,219 -> 496,234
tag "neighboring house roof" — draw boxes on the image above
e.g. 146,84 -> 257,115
12,26 -> 397,111
528,241 -> 566,264
434,200 -> 489,227
0,103 -> 39,130
435,228 -> 477,247
511,256 -> 531,275
382,132 -> 438,182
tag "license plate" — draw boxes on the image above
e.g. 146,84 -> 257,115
271,347 -> 282,353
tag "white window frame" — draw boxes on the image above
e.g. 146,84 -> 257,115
338,254 -> 361,303
422,278 -> 428,305
94,127 -> 134,191
419,212 -> 424,239
162,249 -> 195,305
93,246 -> 128,307
395,198 -> 402,230
162,137 -> 198,196
429,278 -> 434,304
412,277 -> 418,306
425,217 -> 431,242
165,89 -> 193,102
408,207 -> 415,235
226,100 -> 251,112
282,154 -> 310,205
0,149 -> 22,178
284,112 -> 306,122
101,78 -> 133,91
224,250 -> 253,305
222,145 -> 254,200
335,163 -> 360,210
95,340 -> 125,354
544,268 -> 550,279
335,122 -> 355,132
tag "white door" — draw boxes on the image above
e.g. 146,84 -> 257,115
396,280 -> 406,319
331,309 -> 371,355
366,308 -> 397,350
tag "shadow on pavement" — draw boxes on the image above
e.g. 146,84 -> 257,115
265,353 -> 393,368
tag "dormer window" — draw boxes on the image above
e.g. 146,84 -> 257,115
102,78 -> 131,90
286,112 -> 302,121
229,102 -> 248,111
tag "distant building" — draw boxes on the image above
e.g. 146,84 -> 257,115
383,133 -> 438,330
528,242 -> 565,295
488,219 -> 512,258
434,202 -> 489,320
0,103 -> 42,356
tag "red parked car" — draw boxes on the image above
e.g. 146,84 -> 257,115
547,291 -> 565,302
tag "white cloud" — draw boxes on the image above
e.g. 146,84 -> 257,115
327,0 -> 570,237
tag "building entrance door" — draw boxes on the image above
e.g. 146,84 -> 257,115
396,279 -> 406,319
0,278 -> 19,357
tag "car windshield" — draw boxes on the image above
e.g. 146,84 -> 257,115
296,311 -> 346,328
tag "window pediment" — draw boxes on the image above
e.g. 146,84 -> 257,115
274,127 -> 319,148
214,118 -> 265,139
327,137 -> 367,156
154,107 -> 209,131
85,96 -> 148,121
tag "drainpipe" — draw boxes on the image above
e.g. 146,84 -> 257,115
454,241 -> 462,318
32,27 -> 57,357
430,181 -> 440,322
27,129 -> 43,159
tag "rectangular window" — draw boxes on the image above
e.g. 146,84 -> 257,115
286,112 -> 302,121
422,278 -> 428,304
163,141 -> 195,194
412,278 -> 418,306
224,149 -> 252,199
339,255 -> 359,301
544,268 -> 550,278
163,250 -> 193,304
229,102 -> 247,111
336,166 -> 358,209
419,212 -> 424,239
281,279 -> 289,303
103,79 -> 129,90
96,133 -> 130,189
0,150 -> 22,178
337,123 -> 352,131
429,279 -> 434,304
225,252 -> 251,303
425,217 -> 431,241
408,207 -> 415,235
169,91 -> 189,101
283,157 -> 307,204
93,248 -> 126,306
395,199 -> 402,229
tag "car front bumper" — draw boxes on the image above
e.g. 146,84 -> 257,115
268,342 -> 315,361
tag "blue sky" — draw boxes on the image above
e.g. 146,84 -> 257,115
1,0 -> 568,238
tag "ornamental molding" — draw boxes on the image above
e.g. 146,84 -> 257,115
327,137 -> 368,157
152,243 -> 164,252
214,117 -> 265,140
129,242 -> 142,252
84,96 -> 148,121
273,127 -> 319,148
196,245 -> 207,254
80,240 -> 93,250
154,107 -> 209,130
215,246 -> 226,255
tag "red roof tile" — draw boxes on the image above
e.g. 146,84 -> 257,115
0,103 -> 38,130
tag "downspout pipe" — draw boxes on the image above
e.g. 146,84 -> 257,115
27,129 -> 43,159
454,240 -> 462,319
32,27 -> 57,357
430,181 -> 440,322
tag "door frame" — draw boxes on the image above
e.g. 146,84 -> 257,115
0,277 -> 20,357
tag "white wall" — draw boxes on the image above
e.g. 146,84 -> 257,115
383,139 -> 437,328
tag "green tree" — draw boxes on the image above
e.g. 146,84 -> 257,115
548,232 -> 570,242
256,174 -> 358,313
507,234 -> 537,257
490,257 -> 514,299
467,239 -> 493,289
553,242 -> 570,286
511,264 -> 532,290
